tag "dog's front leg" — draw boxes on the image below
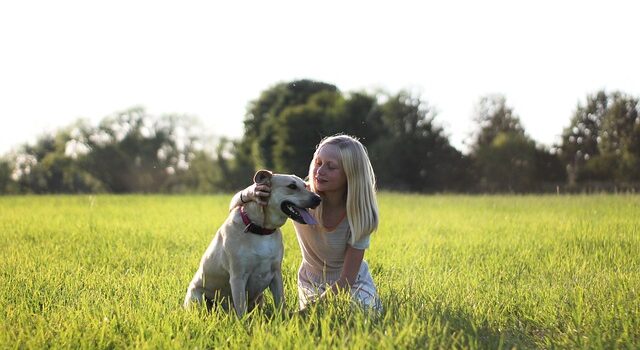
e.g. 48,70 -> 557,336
269,269 -> 285,312
229,274 -> 249,317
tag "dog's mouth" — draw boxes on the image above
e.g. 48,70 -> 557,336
281,201 -> 317,225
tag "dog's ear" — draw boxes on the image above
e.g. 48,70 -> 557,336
253,169 -> 273,185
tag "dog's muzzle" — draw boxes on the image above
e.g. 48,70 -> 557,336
281,200 -> 319,225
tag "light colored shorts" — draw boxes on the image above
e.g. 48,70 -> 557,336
297,260 -> 383,312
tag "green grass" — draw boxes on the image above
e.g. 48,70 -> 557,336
1,194 -> 639,349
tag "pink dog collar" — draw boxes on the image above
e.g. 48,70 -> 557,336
239,206 -> 276,235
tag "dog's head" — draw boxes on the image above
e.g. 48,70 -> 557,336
254,170 -> 321,225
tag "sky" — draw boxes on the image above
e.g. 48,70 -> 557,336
1,0 -> 639,155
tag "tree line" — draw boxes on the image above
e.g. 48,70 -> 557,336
1,80 -> 638,194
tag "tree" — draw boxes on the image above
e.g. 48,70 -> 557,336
475,132 -> 536,192
560,91 -> 608,185
371,91 -> 468,192
470,95 -> 536,192
243,80 -> 338,171
273,104 -> 331,177
11,135 -> 53,193
470,94 -> 526,151
0,158 -> 13,194
598,92 -> 640,181
560,90 -> 640,184
7,128 -> 102,193
334,91 -> 385,144
533,146 -> 566,187
71,108 -> 200,192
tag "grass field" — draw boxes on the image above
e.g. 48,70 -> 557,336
1,194 -> 639,349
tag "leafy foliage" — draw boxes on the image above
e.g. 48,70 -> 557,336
560,90 -> 640,184
470,94 -> 526,152
1,83 -> 639,194
469,95 -> 537,192
244,80 -> 339,170
371,91 -> 468,192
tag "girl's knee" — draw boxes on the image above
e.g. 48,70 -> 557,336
352,288 -> 383,313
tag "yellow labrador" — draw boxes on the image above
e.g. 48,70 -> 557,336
183,170 -> 320,316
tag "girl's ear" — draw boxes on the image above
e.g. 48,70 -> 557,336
253,169 -> 273,185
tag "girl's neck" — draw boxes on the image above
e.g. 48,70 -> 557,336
321,189 -> 346,210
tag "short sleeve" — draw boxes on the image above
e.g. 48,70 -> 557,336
348,230 -> 371,250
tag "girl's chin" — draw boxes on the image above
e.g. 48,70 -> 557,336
314,182 -> 329,191
316,185 -> 342,193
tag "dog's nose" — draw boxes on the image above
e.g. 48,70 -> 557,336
311,195 -> 321,208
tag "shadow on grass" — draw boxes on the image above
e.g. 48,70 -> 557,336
376,291 -> 544,349
433,307 -> 539,349
185,290 -> 545,349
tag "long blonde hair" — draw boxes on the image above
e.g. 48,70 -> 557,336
308,134 -> 379,244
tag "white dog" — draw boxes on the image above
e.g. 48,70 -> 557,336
183,170 -> 321,316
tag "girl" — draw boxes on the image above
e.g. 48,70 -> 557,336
231,134 -> 382,312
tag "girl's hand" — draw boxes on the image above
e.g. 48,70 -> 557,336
243,183 -> 271,206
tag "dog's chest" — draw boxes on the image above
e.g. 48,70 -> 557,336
250,237 -> 281,258
245,241 -> 282,281
228,231 -> 283,266
244,238 -> 282,288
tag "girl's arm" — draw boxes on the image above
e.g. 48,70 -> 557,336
321,246 -> 365,296
228,183 -> 271,211
228,188 -> 250,211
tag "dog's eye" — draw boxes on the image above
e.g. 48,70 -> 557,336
287,184 -> 298,190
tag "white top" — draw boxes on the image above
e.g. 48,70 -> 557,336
294,211 -> 370,276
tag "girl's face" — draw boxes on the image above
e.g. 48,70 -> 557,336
311,144 -> 347,193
